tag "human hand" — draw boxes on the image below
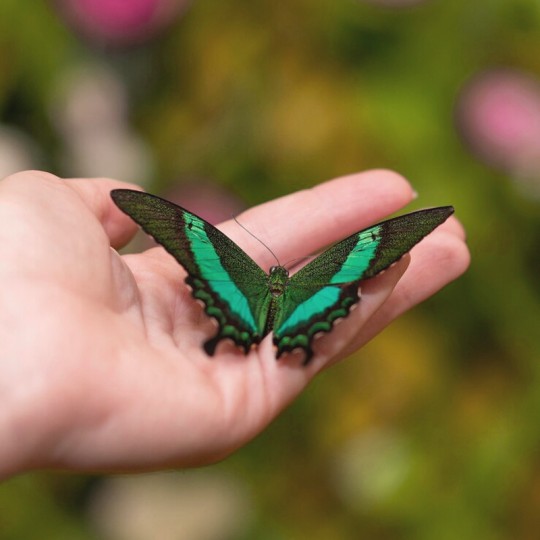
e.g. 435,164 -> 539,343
0,170 -> 469,479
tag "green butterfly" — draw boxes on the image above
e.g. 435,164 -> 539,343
111,190 -> 453,364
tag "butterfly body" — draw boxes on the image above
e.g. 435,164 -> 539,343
111,189 -> 453,364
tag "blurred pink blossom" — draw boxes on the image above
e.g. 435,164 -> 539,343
134,181 -> 245,251
457,69 -> 540,196
52,0 -> 190,45
162,182 -> 245,226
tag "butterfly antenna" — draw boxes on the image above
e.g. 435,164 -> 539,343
283,255 -> 313,270
233,216 -> 281,266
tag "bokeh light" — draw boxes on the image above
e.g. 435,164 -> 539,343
457,69 -> 540,198
161,181 -> 245,225
88,471 -> 252,540
52,0 -> 191,45
49,63 -> 154,183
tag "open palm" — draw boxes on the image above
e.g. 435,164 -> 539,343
0,170 -> 469,479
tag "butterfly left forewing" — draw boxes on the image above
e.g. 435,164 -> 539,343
111,189 -> 271,354
273,207 -> 454,364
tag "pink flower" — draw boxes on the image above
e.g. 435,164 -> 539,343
457,69 -> 540,173
52,0 -> 190,45
162,182 -> 245,226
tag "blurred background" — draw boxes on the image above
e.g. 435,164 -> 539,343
0,0 -> 539,538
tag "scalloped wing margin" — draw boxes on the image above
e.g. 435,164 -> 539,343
273,207 -> 454,364
111,189 -> 270,354
274,283 -> 360,365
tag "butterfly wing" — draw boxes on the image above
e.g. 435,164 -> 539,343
273,207 -> 454,364
111,189 -> 271,354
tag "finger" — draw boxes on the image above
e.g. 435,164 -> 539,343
66,177 -> 143,248
437,215 -> 467,241
0,171 -> 142,249
336,227 -> 470,360
221,169 -> 415,268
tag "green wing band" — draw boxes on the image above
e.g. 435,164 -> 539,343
356,206 -> 454,279
274,207 -> 454,363
274,283 -> 359,365
111,189 -> 270,354
182,212 -> 258,331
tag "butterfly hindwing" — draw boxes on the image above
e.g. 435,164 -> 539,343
111,190 -> 271,354
273,207 -> 454,363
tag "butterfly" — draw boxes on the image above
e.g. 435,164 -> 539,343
111,189 -> 453,365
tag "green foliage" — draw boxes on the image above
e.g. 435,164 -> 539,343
0,1 -> 539,539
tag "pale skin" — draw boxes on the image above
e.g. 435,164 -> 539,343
0,170 -> 469,480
